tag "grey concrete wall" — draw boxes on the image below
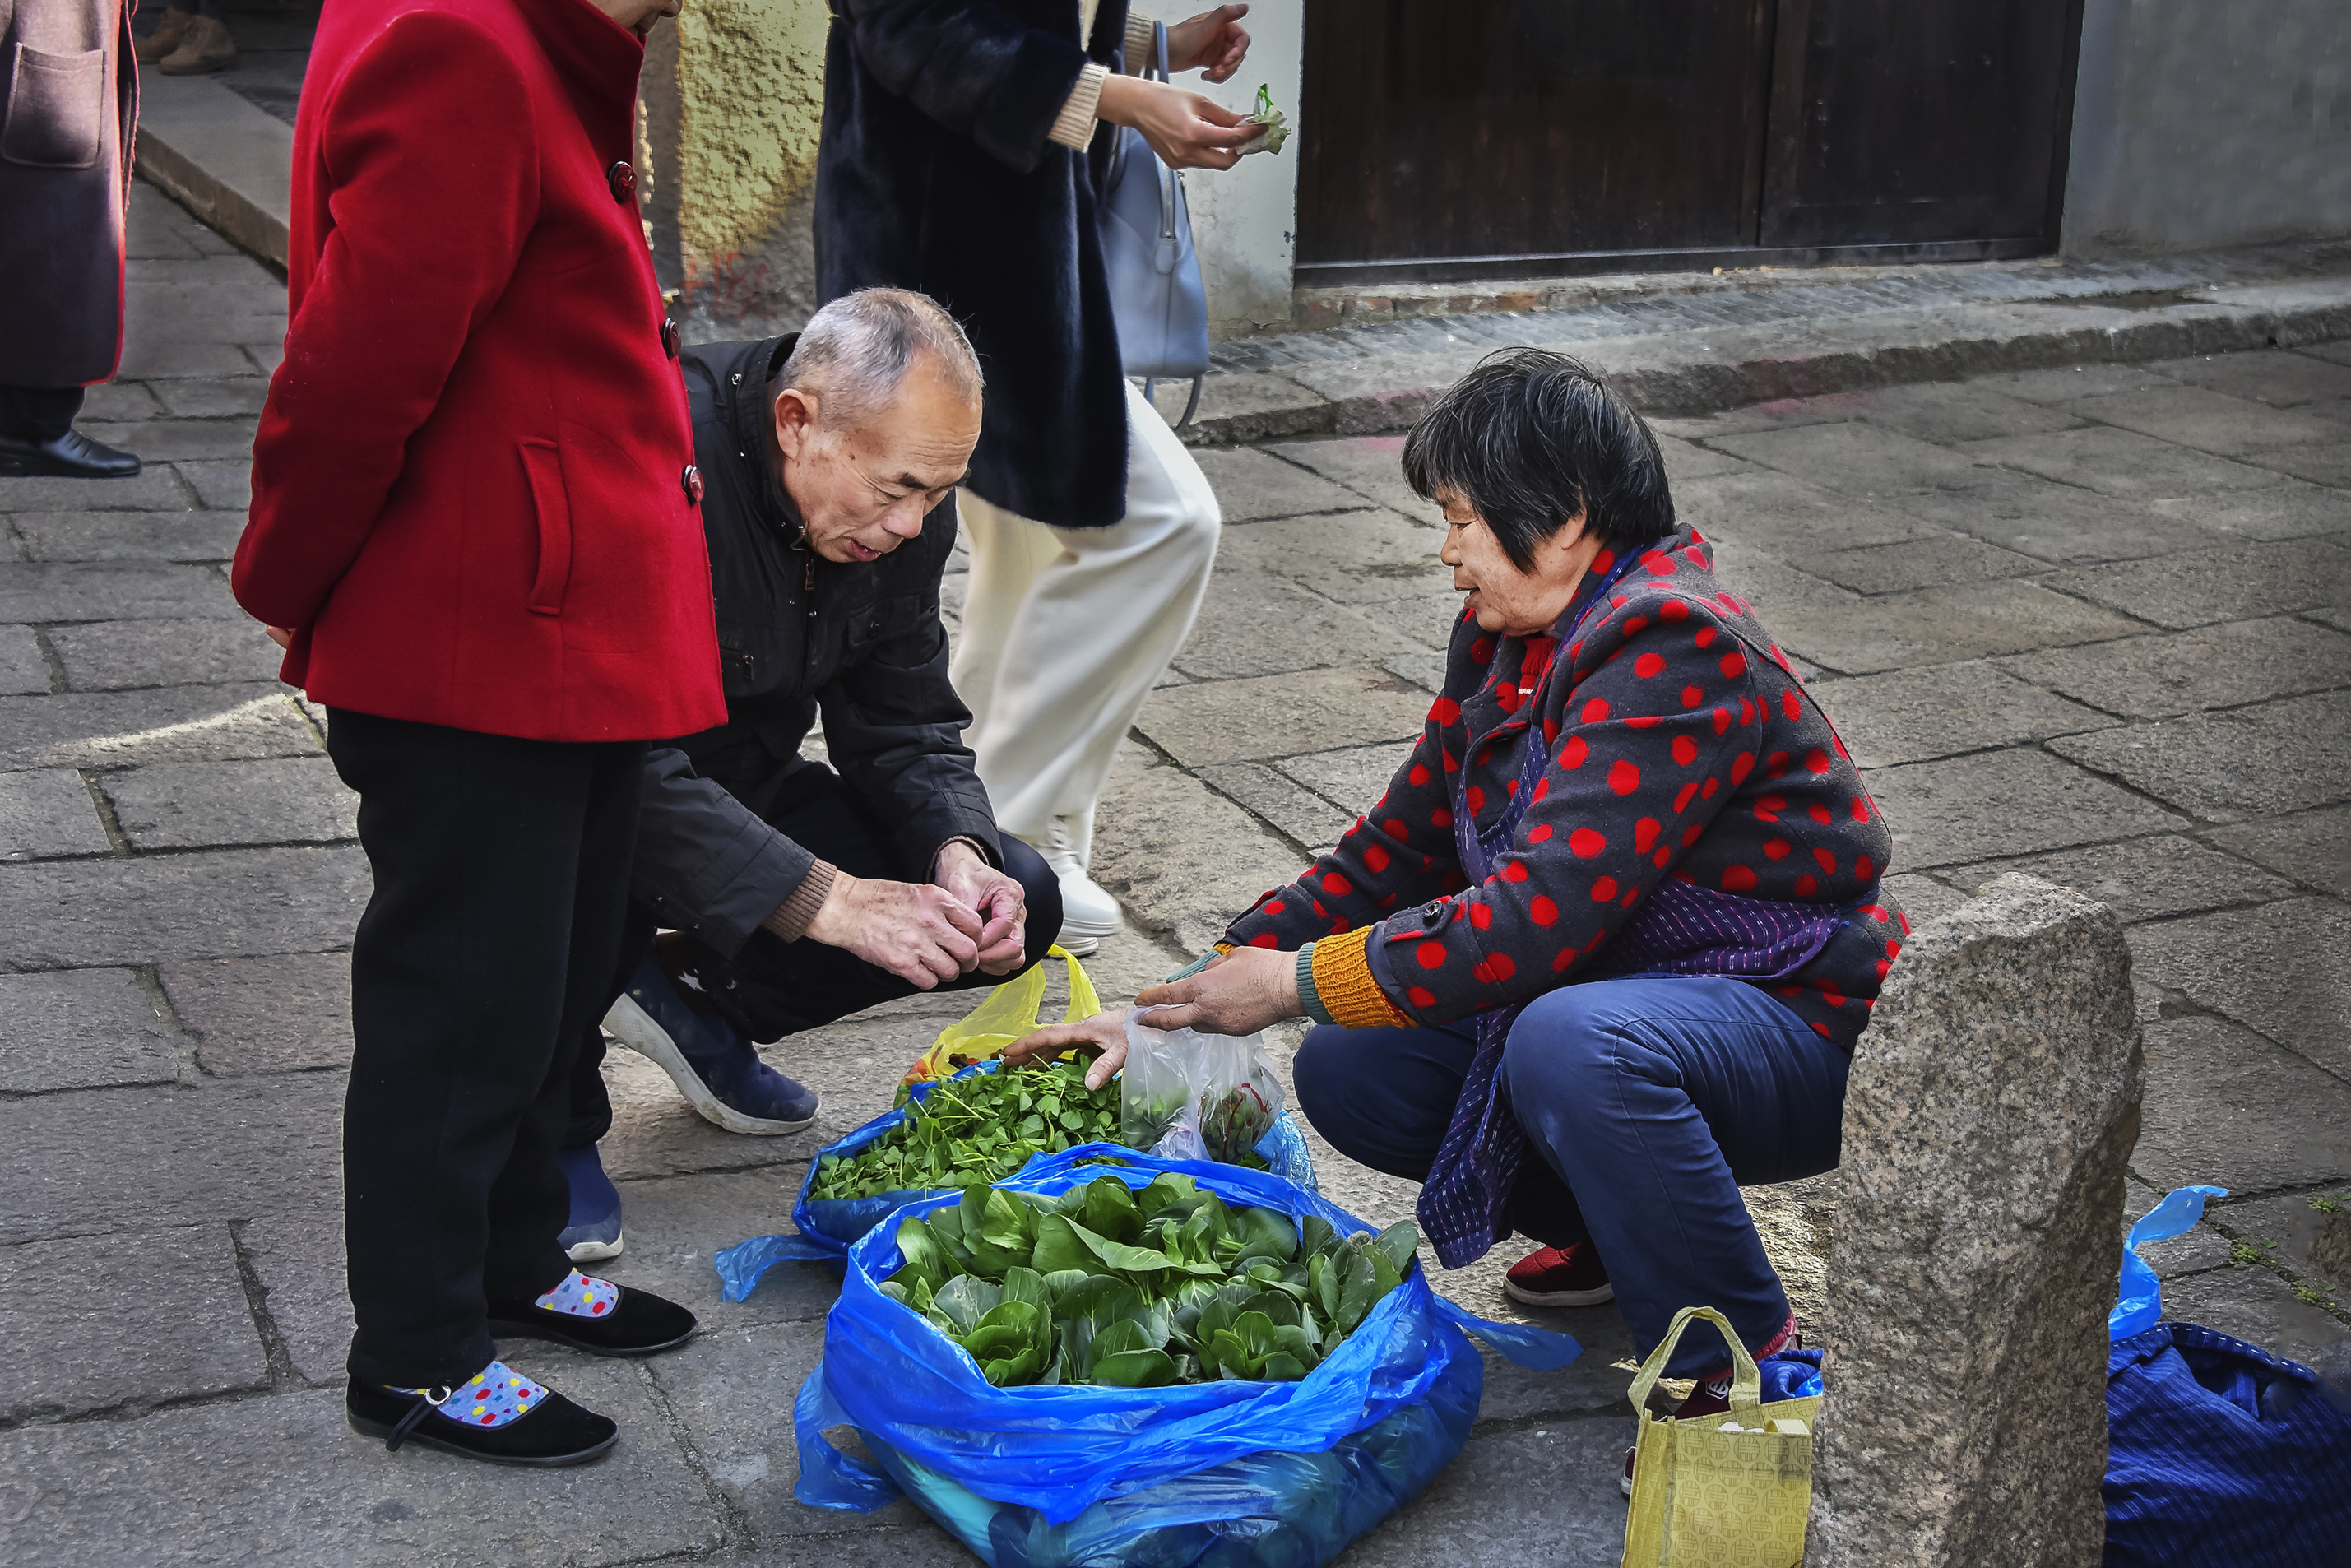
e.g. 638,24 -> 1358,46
2063,0 -> 2351,257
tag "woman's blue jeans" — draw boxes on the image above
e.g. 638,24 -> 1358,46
1293,976 -> 1848,1377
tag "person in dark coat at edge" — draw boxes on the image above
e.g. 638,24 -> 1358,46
551,289 -> 1066,1264
1006,351 -> 1907,1496
233,0 -> 725,1467
0,0 -> 141,478
817,0 -> 1254,959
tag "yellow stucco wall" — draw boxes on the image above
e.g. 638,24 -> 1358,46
672,0 -> 830,332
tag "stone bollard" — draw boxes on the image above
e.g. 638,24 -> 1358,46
1806,874 -> 2144,1568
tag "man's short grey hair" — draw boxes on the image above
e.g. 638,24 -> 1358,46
772,288 -> 983,429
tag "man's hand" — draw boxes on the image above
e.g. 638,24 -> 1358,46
262,625 -> 295,650
804,872 -> 983,988
933,840 -> 1027,976
1165,3 -> 1250,81
1133,946 -> 1299,1036
1097,74 -> 1254,170
1000,1009 -> 1129,1090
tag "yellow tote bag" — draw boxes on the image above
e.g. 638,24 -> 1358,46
896,944 -> 1101,1096
1620,1306 -> 1820,1568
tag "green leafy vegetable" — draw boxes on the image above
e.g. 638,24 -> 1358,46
1240,84 -> 1288,155
808,1059 -> 1126,1200
883,1173 -> 1417,1389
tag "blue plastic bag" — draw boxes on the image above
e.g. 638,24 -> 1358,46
2105,1323 -> 2351,1566
2111,1184 -> 2228,1339
715,1064 -> 1319,1293
791,1144 -> 1580,1567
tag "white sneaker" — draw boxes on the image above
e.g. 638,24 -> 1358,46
1032,817 -> 1121,958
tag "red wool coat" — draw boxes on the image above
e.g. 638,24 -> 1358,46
233,0 -> 725,743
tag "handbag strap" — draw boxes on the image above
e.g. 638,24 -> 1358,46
1625,1306 -> 1765,1417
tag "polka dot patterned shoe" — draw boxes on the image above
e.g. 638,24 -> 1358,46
345,1361 -> 616,1467
485,1269 -> 698,1357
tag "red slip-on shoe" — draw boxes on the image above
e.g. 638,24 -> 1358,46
1503,1242 -> 1614,1307
1620,1373 -> 1738,1496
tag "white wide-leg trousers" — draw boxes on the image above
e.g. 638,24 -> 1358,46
951,379 -> 1220,857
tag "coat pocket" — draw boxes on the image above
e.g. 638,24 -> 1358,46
2,45 -> 105,170
519,440 -> 572,616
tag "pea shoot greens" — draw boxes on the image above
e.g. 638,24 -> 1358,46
807,1060 -> 1124,1201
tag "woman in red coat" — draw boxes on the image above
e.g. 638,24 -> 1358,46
233,0 -> 726,1466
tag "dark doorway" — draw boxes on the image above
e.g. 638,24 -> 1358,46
1296,0 -> 2086,285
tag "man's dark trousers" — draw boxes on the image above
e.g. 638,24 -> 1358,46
327,709 -> 647,1389
562,763 -> 1063,1149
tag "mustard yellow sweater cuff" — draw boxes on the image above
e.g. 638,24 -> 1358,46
1310,926 -> 1411,1029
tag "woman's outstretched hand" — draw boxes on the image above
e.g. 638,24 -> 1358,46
1134,945 -> 1299,1037
1001,1010 -> 1131,1090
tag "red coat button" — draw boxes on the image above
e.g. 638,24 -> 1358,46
681,464 -> 703,505
608,161 -> 636,202
661,319 -> 681,360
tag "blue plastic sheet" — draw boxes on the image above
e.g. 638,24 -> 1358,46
715,1065 -> 1318,1298
791,1144 -> 1579,1566
2110,1184 -> 2228,1340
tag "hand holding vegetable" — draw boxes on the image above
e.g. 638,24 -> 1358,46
1134,945 -> 1298,1036
1000,1009 -> 1131,1089
1097,75 -> 1254,171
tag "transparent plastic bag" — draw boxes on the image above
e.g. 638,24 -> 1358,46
1120,1009 -> 1285,1167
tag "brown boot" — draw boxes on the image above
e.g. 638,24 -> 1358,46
158,14 -> 237,75
133,7 -> 193,63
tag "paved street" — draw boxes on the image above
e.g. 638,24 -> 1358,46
2,184 -> 2348,1564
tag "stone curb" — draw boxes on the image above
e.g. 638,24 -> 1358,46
1177,279 -> 2351,445
133,75 -> 292,269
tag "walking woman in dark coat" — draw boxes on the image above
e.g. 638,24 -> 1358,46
0,0 -> 141,477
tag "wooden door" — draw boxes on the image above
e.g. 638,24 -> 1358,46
1295,0 -> 2084,281
1296,0 -> 1777,271
1757,0 -> 2083,247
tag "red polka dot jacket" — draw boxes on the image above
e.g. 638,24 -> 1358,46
1222,524 -> 1908,1049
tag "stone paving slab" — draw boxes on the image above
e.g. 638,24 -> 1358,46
2126,897 -> 2351,1083
0,967 -> 182,1093
2159,1262 -> 2349,1366
1189,446 -> 1368,521
0,624 -> 46,692
1939,836 -> 2299,925
2051,689 -> 2351,822
2050,537 -> 2351,629
0,767 -> 109,860
2061,383 -> 2351,457
1171,562 -> 1433,681
0,1222 -> 267,1424
8,508 -> 248,564
1862,748 -> 2187,870
1137,665 -> 1430,768
47,616 -> 284,691
0,1074 -> 345,1246
2205,803 -> 2350,895
0,464 -> 199,512
0,685 -> 318,772
1213,507 -> 1455,605
100,755 -> 357,850
1960,424 -> 2293,501
1806,662 -> 2112,768
1762,579 -> 2141,676
1890,468 -> 2228,564
0,1364 -> 728,1567
1991,615 -> 2351,719
160,950 -> 352,1076
0,561 -> 243,624
1792,531 -> 2045,596
1095,742 -> 1310,955
1262,436 -> 1444,525
0,846 -> 369,969
2129,1017 -> 2351,1195
2154,348 -> 2351,406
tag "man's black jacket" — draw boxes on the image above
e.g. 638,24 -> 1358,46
631,335 -> 1000,955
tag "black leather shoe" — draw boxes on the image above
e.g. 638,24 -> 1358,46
485,1283 -> 697,1357
0,429 -> 141,479
346,1380 -> 617,1467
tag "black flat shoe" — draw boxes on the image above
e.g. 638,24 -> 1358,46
346,1380 -> 616,1467
0,429 -> 141,479
485,1283 -> 697,1357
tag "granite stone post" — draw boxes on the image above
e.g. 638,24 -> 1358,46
1806,874 -> 2144,1568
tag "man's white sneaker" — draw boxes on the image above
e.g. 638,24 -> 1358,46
1031,818 -> 1120,958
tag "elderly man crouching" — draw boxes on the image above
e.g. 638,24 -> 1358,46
555,289 -> 1063,1259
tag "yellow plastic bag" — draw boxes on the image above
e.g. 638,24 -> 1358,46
1621,1306 -> 1820,1568
897,944 -> 1101,1094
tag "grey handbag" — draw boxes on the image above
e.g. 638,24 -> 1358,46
1098,22 -> 1210,427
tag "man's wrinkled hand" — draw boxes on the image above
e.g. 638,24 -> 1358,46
1166,3 -> 1250,81
804,872 -> 982,988
933,840 -> 1027,976
1000,1010 -> 1129,1091
1134,945 -> 1298,1036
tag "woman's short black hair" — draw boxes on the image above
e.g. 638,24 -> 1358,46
1402,349 -> 1676,571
